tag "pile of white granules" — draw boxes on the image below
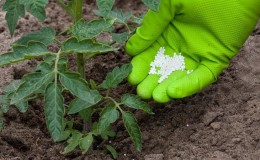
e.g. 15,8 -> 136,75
149,47 -> 191,83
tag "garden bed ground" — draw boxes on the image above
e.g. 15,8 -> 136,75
1,1 -> 260,160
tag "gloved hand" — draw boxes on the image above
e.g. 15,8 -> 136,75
125,0 -> 260,103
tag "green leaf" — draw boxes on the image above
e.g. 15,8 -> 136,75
60,72 -> 89,94
15,27 -> 55,46
96,0 -> 115,17
44,54 -> 56,63
19,0 -> 48,21
79,107 -> 94,122
3,0 -> 25,36
2,80 -> 29,113
0,42 -> 50,66
68,98 -> 99,114
57,130 -> 71,142
101,63 -> 132,89
16,101 -> 28,113
142,0 -> 161,12
11,72 -> 54,104
57,58 -> 68,72
121,111 -> 142,151
112,32 -> 129,44
131,15 -> 144,25
36,61 -> 53,74
60,72 -> 102,104
61,37 -> 117,54
100,129 -> 116,140
105,145 -> 118,159
93,9 -> 131,23
72,19 -> 114,41
64,131 -> 82,154
121,94 -> 153,114
110,10 -> 131,23
97,103 -> 119,133
0,118 -> 3,130
44,82 -> 64,142
3,80 -> 21,94
0,95 -> 11,113
79,134 -> 93,154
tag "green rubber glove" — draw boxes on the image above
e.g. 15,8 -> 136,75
125,0 -> 260,103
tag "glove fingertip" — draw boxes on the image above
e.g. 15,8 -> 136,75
153,91 -> 171,103
136,75 -> 160,99
167,83 -> 188,99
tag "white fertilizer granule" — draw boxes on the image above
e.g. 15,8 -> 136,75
149,47 -> 186,83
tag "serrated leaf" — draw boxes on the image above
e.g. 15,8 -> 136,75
0,95 -> 10,113
0,42 -> 50,66
11,72 -> 54,104
121,94 -> 153,114
122,111 -> 142,151
15,27 -> 55,46
44,82 -> 64,141
15,99 -> 28,113
101,63 -> 132,89
3,80 -> 21,94
57,58 -> 68,72
112,32 -> 129,44
0,118 -> 3,130
68,98 -> 98,114
36,61 -> 53,74
57,130 -> 71,142
3,0 -> 25,36
44,54 -> 56,63
131,15 -> 144,25
60,72 -> 102,106
105,145 -> 118,159
19,0 -> 48,21
96,0 -> 115,17
110,10 -> 131,23
64,131 -> 82,154
79,134 -> 93,154
97,103 -> 119,133
142,0 -> 161,12
72,19 -> 114,41
100,129 -> 116,140
61,37 -> 116,54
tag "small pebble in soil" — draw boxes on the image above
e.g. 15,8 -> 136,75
232,138 -> 242,144
202,112 -> 221,126
210,122 -> 221,131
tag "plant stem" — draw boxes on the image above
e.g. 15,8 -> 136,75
105,96 -> 123,113
73,0 -> 85,78
74,0 -> 83,22
54,50 -> 62,82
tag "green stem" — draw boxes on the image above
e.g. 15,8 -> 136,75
105,96 -> 123,113
73,0 -> 85,78
54,50 -> 62,82
74,0 -> 83,22
77,54 -> 85,78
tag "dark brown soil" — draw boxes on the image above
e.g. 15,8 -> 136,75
1,1 -> 260,160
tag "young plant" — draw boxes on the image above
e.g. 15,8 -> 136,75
0,0 -> 160,157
